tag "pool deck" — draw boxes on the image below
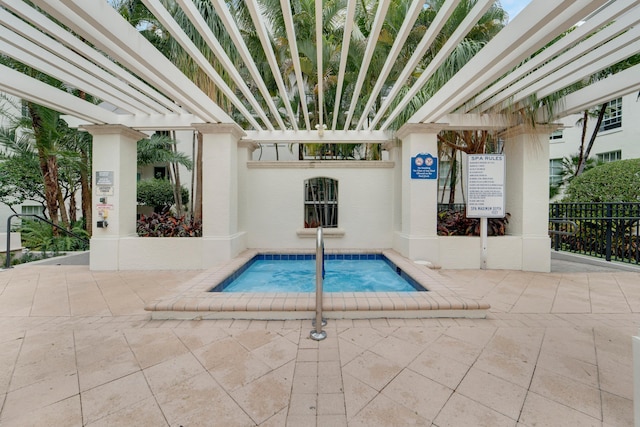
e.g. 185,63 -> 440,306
0,258 -> 639,426
144,249 -> 490,320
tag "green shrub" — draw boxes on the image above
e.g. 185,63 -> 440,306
563,159 -> 640,202
137,178 -> 189,213
18,219 -> 89,253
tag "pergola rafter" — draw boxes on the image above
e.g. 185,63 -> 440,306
354,0 -> 423,131
0,0 -> 637,141
466,0 -> 640,114
367,0 -> 462,131
408,0 -> 609,124
342,0 -> 390,130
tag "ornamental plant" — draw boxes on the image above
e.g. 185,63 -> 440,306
136,212 -> 201,237
562,158 -> 640,202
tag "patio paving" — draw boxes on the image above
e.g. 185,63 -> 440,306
0,259 -> 638,426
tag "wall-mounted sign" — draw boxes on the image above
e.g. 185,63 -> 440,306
466,154 -> 505,218
96,171 -> 114,196
411,153 -> 438,180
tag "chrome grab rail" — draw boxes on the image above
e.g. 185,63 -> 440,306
310,227 -> 327,341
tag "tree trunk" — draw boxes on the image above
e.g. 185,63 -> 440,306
576,102 -> 607,176
194,131 -> 203,222
69,188 -> 77,224
77,90 -> 92,235
79,147 -> 92,236
29,103 -> 60,232
448,149 -> 458,205
575,110 -> 588,176
56,182 -> 70,229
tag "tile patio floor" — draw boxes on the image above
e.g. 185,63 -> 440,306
0,260 -> 638,426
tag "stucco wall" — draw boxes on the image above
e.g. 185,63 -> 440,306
241,161 -> 396,250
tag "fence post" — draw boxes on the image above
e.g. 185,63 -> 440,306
605,203 -> 613,262
553,204 -> 560,251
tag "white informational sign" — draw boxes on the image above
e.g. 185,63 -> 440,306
95,171 -> 114,196
466,154 -> 505,218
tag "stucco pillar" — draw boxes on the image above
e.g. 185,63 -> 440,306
394,124 -> 440,262
194,123 -> 247,267
502,125 -> 552,272
83,125 -> 145,270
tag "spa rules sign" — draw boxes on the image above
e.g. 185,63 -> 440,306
466,154 -> 505,218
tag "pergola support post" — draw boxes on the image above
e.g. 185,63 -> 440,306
393,124 -> 440,263
83,124 -> 145,270
502,124 -> 553,272
194,123 -> 247,268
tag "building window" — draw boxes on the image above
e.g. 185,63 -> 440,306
597,150 -> 621,163
153,166 -> 167,179
304,177 -> 338,228
21,205 -> 44,216
549,158 -> 563,185
438,160 -> 451,187
549,130 -> 563,140
599,98 -> 622,132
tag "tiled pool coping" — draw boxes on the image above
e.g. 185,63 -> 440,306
145,249 -> 490,319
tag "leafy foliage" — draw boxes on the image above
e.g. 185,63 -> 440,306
18,219 -> 89,252
137,178 -> 189,213
136,212 -> 202,237
562,159 -> 640,202
437,210 -> 510,236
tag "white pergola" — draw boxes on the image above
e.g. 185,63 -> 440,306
0,0 -> 639,142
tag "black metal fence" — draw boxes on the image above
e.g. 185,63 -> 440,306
549,202 -> 640,265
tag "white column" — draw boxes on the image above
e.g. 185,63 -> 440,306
194,123 -> 247,267
394,123 -> 440,262
83,125 -> 145,270
502,125 -> 552,272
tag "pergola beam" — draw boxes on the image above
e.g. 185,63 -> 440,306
343,0 -> 390,129
543,64 -> 640,119
141,0 -> 264,130
245,129 -> 391,143
355,0 -> 423,131
280,0 -> 311,130
1,0 -> 184,114
0,64 -> 119,124
409,0 -> 608,124
246,0 -> 299,130
201,0 -> 285,130
368,0 -> 462,130
478,10 -> 640,113
331,0 -> 357,131
33,0 -> 234,123
466,0 -> 640,113
0,25 -> 150,115
379,0 -> 496,131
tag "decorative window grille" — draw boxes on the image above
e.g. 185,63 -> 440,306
599,98 -> 622,132
304,177 -> 338,228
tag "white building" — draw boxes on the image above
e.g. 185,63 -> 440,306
549,91 -> 640,192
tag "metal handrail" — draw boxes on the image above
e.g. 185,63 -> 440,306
4,214 -> 90,269
310,226 -> 327,341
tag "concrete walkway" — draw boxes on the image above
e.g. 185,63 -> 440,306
0,261 -> 638,426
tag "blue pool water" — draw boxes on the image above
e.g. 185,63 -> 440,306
211,254 -> 425,293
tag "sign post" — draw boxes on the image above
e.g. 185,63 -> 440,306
466,154 -> 505,269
